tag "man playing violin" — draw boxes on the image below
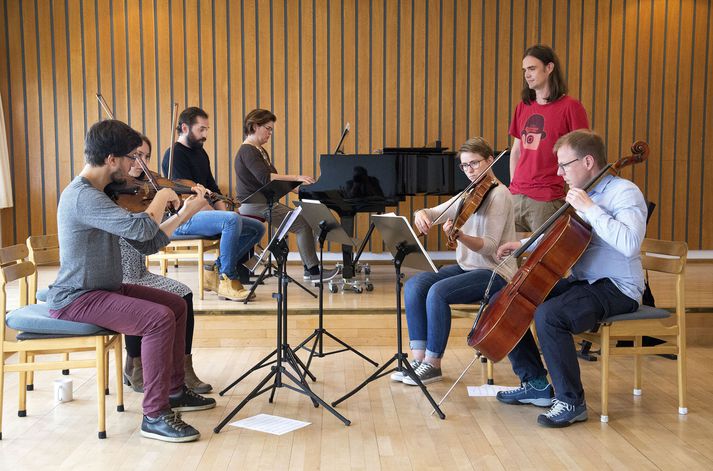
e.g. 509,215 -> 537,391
46,119 -> 215,442
495,130 -> 647,428
160,106 -> 265,301
396,137 -> 518,386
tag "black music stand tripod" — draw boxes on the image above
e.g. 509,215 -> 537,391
292,200 -> 378,371
214,209 -> 350,433
331,214 -> 445,419
241,179 -> 316,303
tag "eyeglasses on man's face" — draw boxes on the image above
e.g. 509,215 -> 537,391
557,157 -> 581,171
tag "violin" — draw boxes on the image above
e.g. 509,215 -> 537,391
172,178 -> 240,210
446,177 -> 498,248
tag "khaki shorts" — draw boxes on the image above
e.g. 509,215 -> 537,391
512,194 -> 565,233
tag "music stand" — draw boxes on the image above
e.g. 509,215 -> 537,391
240,179 -> 316,303
331,214 -> 446,419
214,206 -> 351,433
333,122 -> 350,154
292,200 -> 379,370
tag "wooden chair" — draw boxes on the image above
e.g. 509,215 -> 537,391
146,235 -> 220,300
0,243 -> 124,439
578,238 -> 687,423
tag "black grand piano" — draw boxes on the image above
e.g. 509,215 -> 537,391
299,145 -> 510,279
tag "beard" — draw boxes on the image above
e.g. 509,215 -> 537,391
186,131 -> 206,149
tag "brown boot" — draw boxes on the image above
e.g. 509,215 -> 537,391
126,356 -> 144,393
217,274 -> 253,301
203,263 -> 219,292
184,354 -> 212,394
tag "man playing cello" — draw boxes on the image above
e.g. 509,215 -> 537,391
495,130 -> 647,427
396,137 -> 518,386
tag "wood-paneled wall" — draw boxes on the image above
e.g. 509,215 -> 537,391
1,0 -> 711,250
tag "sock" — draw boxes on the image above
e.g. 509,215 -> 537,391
528,376 -> 549,389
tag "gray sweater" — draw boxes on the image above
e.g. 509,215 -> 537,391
47,176 -> 170,310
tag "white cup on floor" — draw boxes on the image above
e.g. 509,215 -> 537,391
53,378 -> 73,402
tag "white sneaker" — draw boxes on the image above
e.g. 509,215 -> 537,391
389,360 -> 421,382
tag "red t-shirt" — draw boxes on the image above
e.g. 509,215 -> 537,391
508,95 -> 589,201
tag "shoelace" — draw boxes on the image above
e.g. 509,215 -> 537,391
414,363 -> 435,377
164,411 -> 190,431
544,399 -> 574,418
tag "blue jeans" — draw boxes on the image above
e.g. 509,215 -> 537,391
404,264 -> 507,359
506,278 -> 638,405
174,210 -> 265,280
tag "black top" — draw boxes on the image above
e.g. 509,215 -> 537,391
234,144 -> 278,200
161,142 -> 221,194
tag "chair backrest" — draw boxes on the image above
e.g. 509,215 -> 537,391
26,234 -> 59,303
0,244 -> 35,342
640,238 -> 687,324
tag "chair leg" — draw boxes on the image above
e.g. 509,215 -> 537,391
18,351 -> 27,417
678,333 -> 688,415
96,337 -> 107,439
104,351 -> 110,395
26,353 -> 34,391
0,354 -> 4,439
62,352 -> 70,375
600,327 -> 610,423
113,335 -> 124,412
633,336 -> 642,396
486,358 -> 494,385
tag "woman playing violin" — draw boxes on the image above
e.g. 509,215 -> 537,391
121,134 -> 213,394
397,137 -> 518,386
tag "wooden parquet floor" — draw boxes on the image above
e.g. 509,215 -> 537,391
2,262 -> 713,469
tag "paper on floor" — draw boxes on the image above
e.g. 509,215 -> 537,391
229,413 -> 311,435
467,384 -> 518,397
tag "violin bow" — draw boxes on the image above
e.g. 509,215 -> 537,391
96,92 -> 115,120
167,102 -> 179,180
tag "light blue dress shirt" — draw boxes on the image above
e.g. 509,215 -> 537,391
525,174 -> 647,303
570,174 -> 647,303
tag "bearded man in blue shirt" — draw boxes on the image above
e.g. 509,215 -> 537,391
494,129 -> 647,428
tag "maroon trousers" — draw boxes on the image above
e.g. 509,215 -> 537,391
51,284 -> 186,417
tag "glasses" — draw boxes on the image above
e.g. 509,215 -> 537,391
122,153 -> 139,162
557,157 -> 581,171
458,160 -> 486,172
262,124 -> 274,133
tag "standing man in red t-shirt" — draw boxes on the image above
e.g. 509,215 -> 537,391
508,44 -> 590,233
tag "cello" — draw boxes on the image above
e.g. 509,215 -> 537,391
466,141 -> 649,362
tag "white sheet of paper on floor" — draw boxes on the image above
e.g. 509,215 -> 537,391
467,384 -> 518,397
229,413 -> 311,435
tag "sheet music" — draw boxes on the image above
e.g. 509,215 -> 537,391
372,213 -> 437,272
277,205 -> 302,241
229,413 -> 311,435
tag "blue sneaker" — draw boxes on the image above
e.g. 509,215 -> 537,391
537,399 -> 588,427
496,381 -> 554,407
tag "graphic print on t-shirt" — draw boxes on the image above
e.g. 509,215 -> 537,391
521,114 -> 547,151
